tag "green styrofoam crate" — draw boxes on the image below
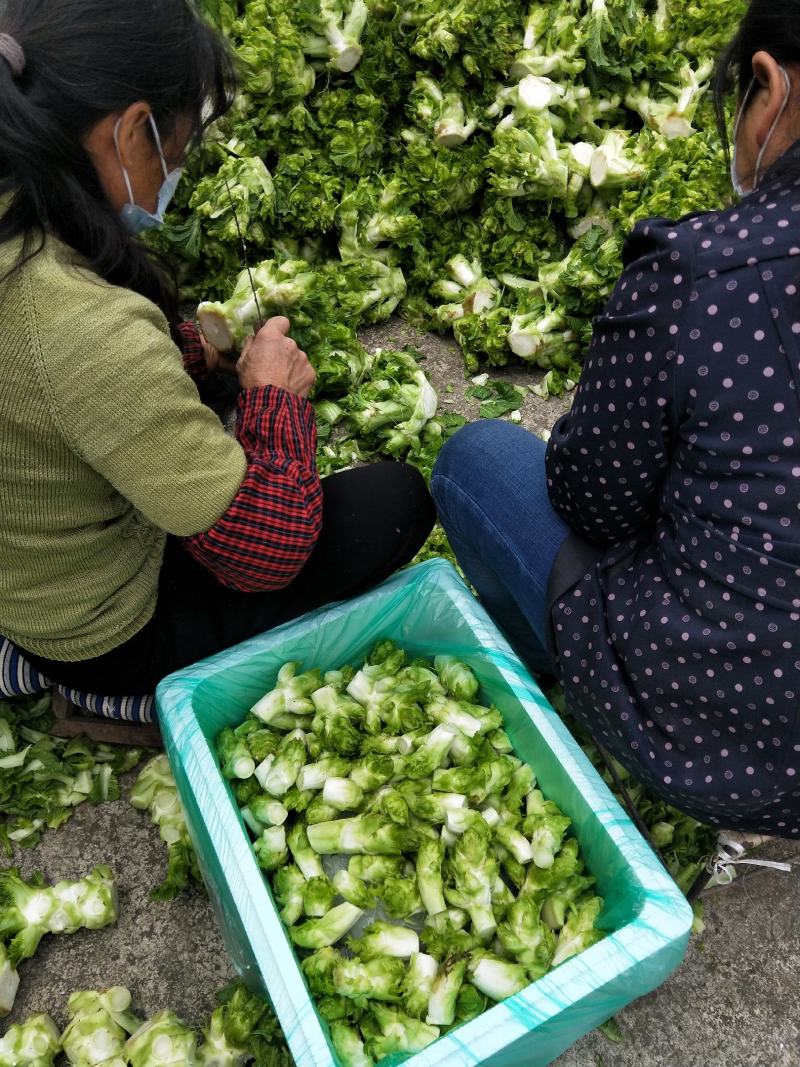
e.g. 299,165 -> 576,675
157,559 -> 693,1067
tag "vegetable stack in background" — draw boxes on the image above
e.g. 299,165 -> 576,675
156,0 -> 744,477
217,641 -> 607,1065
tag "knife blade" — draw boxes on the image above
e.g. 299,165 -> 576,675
224,175 -> 264,336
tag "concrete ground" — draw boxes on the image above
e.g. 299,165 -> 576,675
360,320 -> 573,440
5,326 -> 800,1065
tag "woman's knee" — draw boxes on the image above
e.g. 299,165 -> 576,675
432,420 -> 544,515
357,461 -> 436,572
379,461 -> 435,534
434,420 -> 539,479
324,461 -> 435,545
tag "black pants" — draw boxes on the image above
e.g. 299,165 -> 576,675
27,462 -> 435,696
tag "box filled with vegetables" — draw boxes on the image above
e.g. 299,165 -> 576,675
157,560 -> 693,1067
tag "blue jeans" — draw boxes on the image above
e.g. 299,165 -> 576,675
431,421 -> 570,675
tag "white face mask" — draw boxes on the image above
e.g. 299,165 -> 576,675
113,113 -> 183,235
732,65 -> 791,198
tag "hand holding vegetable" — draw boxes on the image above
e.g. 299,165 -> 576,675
236,317 -> 316,398
199,335 -> 238,376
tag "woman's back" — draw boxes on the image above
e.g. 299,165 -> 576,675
546,149 -> 800,833
432,2 -> 800,838
0,233 -> 244,661
668,159 -> 800,575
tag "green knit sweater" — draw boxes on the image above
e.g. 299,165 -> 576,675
0,234 -> 247,661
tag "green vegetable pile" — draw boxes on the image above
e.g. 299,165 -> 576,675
156,0 -> 745,482
0,979 -> 291,1066
217,641 -> 607,1064
0,696 -> 143,856
310,345 -> 455,480
153,0 -> 749,575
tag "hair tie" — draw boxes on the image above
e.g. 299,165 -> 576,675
0,33 -> 25,79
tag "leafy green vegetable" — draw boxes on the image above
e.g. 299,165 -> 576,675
254,825 -> 289,873
125,1010 -> 197,1067
467,950 -> 529,1000
329,1020 -> 373,1067
289,902 -> 364,948
0,1012 -> 60,1066
200,979 -> 288,1065
551,894 -> 606,967
523,789 -> 572,869
465,379 -> 526,419
415,837 -> 446,917
448,827 -> 498,941
0,942 -> 19,1017
286,822 -> 326,880
363,1004 -> 439,1059
306,815 -> 419,856
597,1014 -> 625,1043
403,952 -> 439,1020
335,954 -> 406,1003
218,728 -> 257,782
61,986 -> 141,1067
296,0 -> 370,74
341,347 -> 439,460
425,953 -> 467,1026
332,867 -> 374,910
0,864 -> 118,968
434,656 -> 479,703
0,694 -> 143,856
496,896 -> 556,980
130,755 -> 202,901
272,864 -> 307,926
303,875 -> 336,917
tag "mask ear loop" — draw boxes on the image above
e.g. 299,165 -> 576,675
147,113 -> 171,184
733,77 -> 757,144
112,117 -> 137,207
752,65 -> 792,189
732,78 -> 756,197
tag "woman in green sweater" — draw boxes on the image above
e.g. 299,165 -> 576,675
0,0 -> 434,697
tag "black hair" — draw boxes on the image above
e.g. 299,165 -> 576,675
0,0 -> 236,320
713,0 -> 800,167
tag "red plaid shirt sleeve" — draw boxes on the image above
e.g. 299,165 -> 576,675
181,384 -> 323,594
175,321 -> 208,386
174,320 -> 322,592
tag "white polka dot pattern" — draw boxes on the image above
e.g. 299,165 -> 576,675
545,163 -> 800,836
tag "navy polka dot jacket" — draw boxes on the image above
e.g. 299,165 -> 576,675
545,146 -> 800,838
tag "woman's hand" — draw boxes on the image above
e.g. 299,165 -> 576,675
199,335 -> 238,376
236,317 -> 316,398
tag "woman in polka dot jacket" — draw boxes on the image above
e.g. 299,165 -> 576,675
432,3 -> 800,837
